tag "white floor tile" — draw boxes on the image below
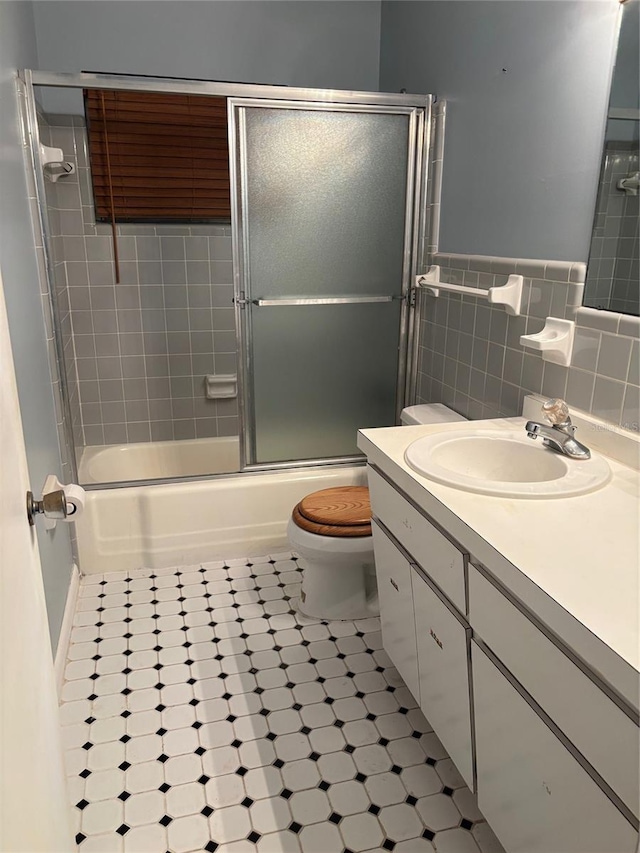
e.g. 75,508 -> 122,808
364,770 -> 408,807
434,826 -> 482,853
379,802 -> 424,841
81,798 -> 123,836
124,790 -> 165,827
208,805 -> 252,843
122,823 -> 167,853
339,813 -> 384,851
280,759 -> 320,793
84,768 -> 125,803
297,821 -> 342,853
290,788 -> 331,825
81,832 -> 124,853
168,814 -> 212,852
326,780 -> 370,816
436,756 -> 467,789
124,760 -> 164,794
352,744 -> 393,776
165,782 -> 206,818
256,830 -> 301,853
249,797 -> 292,834
61,555 -> 502,853
205,773 -> 246,808
417,792 -> 463,831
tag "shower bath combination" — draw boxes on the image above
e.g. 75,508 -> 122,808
20,69 -> 435,571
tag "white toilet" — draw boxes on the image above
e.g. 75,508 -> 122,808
287,404 -> 467,621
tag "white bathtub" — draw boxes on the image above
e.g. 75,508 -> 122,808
78,436 -> 240,484
76,464 -> 367,575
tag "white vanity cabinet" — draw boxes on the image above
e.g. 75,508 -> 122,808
472,642 -> 638,853
365,459 -> 640,853
368,466 -> 474,789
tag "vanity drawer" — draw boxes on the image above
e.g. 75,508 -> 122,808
412,565 -> 474,790
469,564 -> 639,818
367,466 -> 466,613
473,642 -> 638,853
371,520 -> 420,702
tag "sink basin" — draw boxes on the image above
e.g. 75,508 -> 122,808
404,430 -> 611,498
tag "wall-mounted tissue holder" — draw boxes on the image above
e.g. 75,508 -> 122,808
205,374 -> 237,400
39,144 -> 76,182
520,317 -> 575,366
416,265 -> 524,316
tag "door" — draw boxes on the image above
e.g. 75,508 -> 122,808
371,520 -> 420,701
472,642 -> 638,853
0,267 -> 73,851
230,99 -> 427,467
412,566 -> 474,790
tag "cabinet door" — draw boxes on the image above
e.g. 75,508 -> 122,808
368,466 -> 466,612
371,520 -> 419,701
469,564 -> 639,818
413,568 -> 474,790
472,643 -> 638,853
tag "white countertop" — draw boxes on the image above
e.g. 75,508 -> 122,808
357,417 -> 640,711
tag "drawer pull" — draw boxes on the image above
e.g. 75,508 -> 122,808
390,578 -> 399,591
430,628 -> 443,650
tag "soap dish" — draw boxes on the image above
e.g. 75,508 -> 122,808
205,374 -> 237,399
520,318 -> 575,366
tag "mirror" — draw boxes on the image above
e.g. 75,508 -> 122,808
583,0 -> 639,316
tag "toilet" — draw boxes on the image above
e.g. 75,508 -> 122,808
287,404 -> 468,620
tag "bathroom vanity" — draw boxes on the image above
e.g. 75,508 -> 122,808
357,402 -> 640,853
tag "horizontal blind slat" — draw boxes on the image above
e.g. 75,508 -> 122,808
85,89 -> 231,222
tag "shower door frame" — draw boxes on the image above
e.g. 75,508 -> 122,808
229,98 -> 429,471
20,70 -> 431,488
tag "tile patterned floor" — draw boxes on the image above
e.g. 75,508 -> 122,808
60,552 -> 505,853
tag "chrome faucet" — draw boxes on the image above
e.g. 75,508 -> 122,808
525,398 -> 591,460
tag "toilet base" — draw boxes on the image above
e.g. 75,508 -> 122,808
287,519 -> 378,621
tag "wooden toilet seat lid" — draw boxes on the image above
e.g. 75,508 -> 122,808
292,486 -> 372,538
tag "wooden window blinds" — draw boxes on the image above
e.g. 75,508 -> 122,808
84,90 -> 231,223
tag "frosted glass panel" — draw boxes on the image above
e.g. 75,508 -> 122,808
239,105 -> 413,464
252,303 -> 401,462
244,109 -> 410,298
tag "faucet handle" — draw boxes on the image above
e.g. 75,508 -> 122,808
542,398 -> 571,426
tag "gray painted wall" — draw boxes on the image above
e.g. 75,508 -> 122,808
380,0 -> 620,262
0,0 -> 73,650
33,0 -> 382,114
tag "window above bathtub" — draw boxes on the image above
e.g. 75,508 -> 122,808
84,89 -> 231,224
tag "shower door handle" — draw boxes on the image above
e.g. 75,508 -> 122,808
252,295 -> 401,306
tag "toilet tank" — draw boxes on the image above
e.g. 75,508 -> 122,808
400,404 -> 468,426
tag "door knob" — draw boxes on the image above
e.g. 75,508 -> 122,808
26,489 -> 68,526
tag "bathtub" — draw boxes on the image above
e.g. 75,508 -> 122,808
78,436 -> 240,484
76,464 -> 367,575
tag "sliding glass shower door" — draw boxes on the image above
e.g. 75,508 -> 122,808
230,99 -> 426,467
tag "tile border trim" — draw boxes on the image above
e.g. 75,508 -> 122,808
433,252 -> 586,284
576,307 -> 640,340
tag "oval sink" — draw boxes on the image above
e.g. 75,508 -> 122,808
404,430 -> 611,498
